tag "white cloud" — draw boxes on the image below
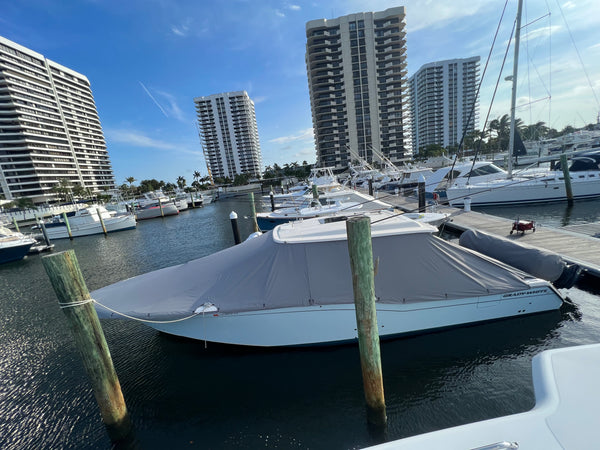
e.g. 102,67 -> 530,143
288,5 -> 301,11
275,10 -> 285,18
269,128 -> 314,144
106,129 -> 202,156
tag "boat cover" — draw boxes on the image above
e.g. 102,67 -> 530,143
92,229 -> 537,320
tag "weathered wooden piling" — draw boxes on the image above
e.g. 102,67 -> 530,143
42,250 -> 132,443
61,212 -> 73,240
158,197 -> 165,217
190,192 -> 196,208
346,216 -> 387,428
560,154 -> 573,205
368,178 -> 374,196
418,175 -> 426,213
312,184 -> 319,200
96,208 -> 108,236
249,192 -> 260,233
269,190 -> 275,212
230,211 -> 241,245
35,215 -> 52,247
12,217 -> 20,232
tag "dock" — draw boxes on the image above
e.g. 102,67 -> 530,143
377,191 -> 600,280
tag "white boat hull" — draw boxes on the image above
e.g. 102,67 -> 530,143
135,204 -> 179,220
147,283 -> 562,347
448,173 -> 600,206
45,214 -> 137,239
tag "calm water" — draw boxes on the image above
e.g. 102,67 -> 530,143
2,198 -> 600,449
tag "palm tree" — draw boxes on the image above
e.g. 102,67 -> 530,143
176,176 -> 186,190
192,170 -> 201,190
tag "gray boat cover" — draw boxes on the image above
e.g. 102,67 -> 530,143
92,230 -> 535,321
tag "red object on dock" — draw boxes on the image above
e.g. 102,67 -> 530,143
510,219 -> 536,235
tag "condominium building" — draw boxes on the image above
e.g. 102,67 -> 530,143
305,7 -> 408,171
0,36 -> 115,204
194,91 -> 262,181
408,56 -> 480,153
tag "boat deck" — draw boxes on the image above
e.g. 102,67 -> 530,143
377,192 -> 600,280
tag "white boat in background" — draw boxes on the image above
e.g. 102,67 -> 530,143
447,150 -> 600,207
367,343 -> 600,450
92,210 -> 563,347
257,199 -> 364,230
39,205 -> 136,239
134,191 -> 179,220
0,222 -> 36,264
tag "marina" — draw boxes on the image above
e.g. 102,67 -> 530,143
2,197 -> 600,448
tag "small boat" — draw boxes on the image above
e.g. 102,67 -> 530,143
0,222 -> 37,264
133,191 -> 179,220
92,210 -> 564,347
38,205 -> 136,239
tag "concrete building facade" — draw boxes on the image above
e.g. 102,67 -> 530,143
408,56 -> 480,153
305,7 -> 408,170
194,91 -> 262,181
0,36 -> 115,203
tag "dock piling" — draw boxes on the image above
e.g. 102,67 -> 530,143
12,217 -> 20,232
249,192 -> 260,233
61,212 -> 73,240
368,178 -> 374,196
158,198 -> 164,217
36,215 -> 52,247
270,190 -> 275,212
346,216 -> 387,429
560,154 -> 573,205
418,176 -> 426,213
42,250 -> 132,443
230,211 -> 241,245
96,208 -> 108,236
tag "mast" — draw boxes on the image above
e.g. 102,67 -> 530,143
507,0 -> 523,178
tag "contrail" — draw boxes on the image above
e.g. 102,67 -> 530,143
139,81 -> 169,117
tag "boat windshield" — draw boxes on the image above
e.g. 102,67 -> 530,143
466,164 -> 503,177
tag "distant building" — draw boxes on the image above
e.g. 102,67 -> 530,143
194,91 -> 262,181
408,56 -> 480,153
0,36 -> 115,204
305,7 -> 408,170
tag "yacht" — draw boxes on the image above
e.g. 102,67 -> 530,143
0,221 -> 37,264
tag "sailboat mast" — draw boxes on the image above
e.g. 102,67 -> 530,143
508,0 -> 523,178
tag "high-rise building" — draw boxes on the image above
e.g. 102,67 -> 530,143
194,91 -> 262,181
305,7 -> 408,171
0,36 -> 115,204
408,56 -> 480,153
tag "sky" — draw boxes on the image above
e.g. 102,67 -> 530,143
2,0 -> 599,186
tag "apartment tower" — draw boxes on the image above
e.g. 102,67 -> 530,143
0,36 -> 115,203
305,7 -> 408,170
408,56 -> 480,153
194,91 -> 262,181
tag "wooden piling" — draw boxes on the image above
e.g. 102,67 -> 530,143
270,190 -> 275,212
345,216 -> 387,428
312,184 -> 319,200
249,192 -> 260,233
12,216 -> 20,232
42,250 -> 132,443
62,212 -> 73,240
190,192 -> 196,208
560,154 -> 573,205
36,215 -> 52,247
158,198 -> 164,217
230,211 -> 241,245
96,208 -> 108,236
368,178 -> 374,196
418,176 -> 426,213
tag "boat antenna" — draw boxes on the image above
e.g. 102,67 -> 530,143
507,0 -> 524,179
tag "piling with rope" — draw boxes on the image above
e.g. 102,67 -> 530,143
345,215 -> 387,429
42,250 -> 133,444
61,212 -> 73,240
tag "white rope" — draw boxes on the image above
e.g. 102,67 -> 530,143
93,299 -> 201,324
58,299 -> 93,309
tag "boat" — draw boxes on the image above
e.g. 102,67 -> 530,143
445,0 -> 600,207
133,191 -> 179,220
366,343 -> 600,450
92,210 -> 564,347
0,222 -> 37,264
38,205 -> 136,239
447,150 -> 600,206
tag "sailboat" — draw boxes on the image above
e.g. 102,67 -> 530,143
446,0 -> 600,207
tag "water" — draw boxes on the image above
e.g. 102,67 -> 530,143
1,198 -> 600,449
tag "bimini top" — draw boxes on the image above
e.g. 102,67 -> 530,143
91,210 -> 538,321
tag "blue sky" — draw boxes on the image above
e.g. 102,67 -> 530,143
2,0 -> 599,186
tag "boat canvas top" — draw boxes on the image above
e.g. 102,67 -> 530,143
92,211 -> 540,321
